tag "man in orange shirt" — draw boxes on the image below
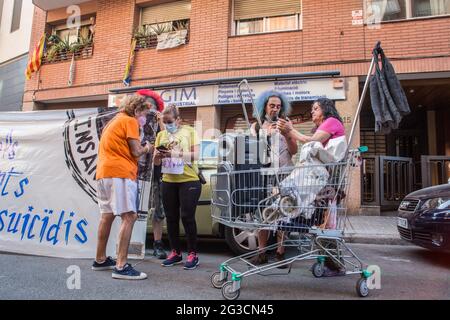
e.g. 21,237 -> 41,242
92,94 -> 152,280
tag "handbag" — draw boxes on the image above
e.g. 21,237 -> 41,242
197,169 -> 207,185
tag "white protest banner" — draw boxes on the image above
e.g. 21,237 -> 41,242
0,108 -> 151,259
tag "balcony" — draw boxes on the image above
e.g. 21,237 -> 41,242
32,0 -> 92,10
42,43 -> 94,64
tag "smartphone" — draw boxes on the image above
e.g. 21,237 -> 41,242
156,145 -> 169,152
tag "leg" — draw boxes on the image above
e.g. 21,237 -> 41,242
276,231 -> 286,255
275,231 -> 288,269
151,178 -> 164,242
258,230 -> 269,251
116,212 -> 138,269
162,182 -> 181,253
95,213 -> 115,263
152,217 -> 163,241
251,230 -> 270,265
179,181 -> 201,253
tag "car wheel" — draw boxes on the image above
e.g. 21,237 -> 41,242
224,226 -> 259,255
224,225 -> 278,256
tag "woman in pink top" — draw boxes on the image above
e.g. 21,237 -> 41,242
277,98 -> 346,277
277,98 -> 345,147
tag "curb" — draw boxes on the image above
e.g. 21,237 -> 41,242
344,235 -> 410,246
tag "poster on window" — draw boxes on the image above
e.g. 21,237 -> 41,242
0,108 -> 153,259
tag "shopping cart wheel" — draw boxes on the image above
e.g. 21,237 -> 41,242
312,262 -> 324,278
356,278 -> 370,297
221,281 -> 240,301
211,272 -> 227,289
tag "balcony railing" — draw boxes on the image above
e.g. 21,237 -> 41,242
42,44 -> 94,64
135,29 -> 190,51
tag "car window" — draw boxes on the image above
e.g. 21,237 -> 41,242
200,140 -> 218,160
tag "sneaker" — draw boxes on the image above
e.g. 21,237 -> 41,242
92,256 -> 116,271
250,253 -> 268,265
184,252 -> 199,270
161,250 -> 183,267
112,263 -> 147,280
275,252 -> 288,269
323,266 -> 346,277
153,240 -> 167,260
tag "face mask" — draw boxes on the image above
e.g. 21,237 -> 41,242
138,116 -> 147,127
166,122 -> 178,134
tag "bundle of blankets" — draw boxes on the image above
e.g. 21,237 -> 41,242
278,136 -> 348,222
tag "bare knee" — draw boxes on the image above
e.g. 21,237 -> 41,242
100,213 -> 115,225
121,212 -> 137,224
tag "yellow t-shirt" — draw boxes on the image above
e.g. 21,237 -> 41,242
155,125 -> 200,183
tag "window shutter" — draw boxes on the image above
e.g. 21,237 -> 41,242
10,0 -> 23,32
141,0 -> 191,25
179,107 -> 197,126
0,0 -> 4,28
234,0 -> 301,20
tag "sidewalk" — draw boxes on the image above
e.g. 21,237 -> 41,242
343,216 -> 409,245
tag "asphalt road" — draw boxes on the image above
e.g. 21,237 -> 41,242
0,240 -> 449,300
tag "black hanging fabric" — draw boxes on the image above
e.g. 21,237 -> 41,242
369,42 -> 411,134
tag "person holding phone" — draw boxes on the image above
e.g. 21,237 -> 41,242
136,89 -> 168,260
250,90 -> 298,268
93,94 -> 152,280
153,104 -> 202,270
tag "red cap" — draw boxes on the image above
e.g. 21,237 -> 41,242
136,89 -> 164,112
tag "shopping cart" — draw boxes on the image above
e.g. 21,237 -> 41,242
210,50 -> 379,300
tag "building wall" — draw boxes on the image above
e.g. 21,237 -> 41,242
0,0 -> 34,64
24,0 -> 450,104
0,0 -> 34,111
0,54 -> 28,111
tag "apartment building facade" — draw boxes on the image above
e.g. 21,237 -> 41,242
0,0 -> 34,111
25,0 -> 450,213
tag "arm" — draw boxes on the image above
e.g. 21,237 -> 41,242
156,111 -> 165,131
278,118 -> 331,144
250,122 -> 257,136
288,129 -> 331,144
169,144 -> 199,162
153,149 -> 165,166
278,118 -> 298,155
285,133 -> 298,156
127,139 -> 151,158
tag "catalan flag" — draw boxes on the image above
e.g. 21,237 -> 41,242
25,34 -> 46,80
123,38 -> 137,86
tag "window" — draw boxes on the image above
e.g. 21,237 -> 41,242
43,16 -> 96,64
200,140 -> 218,160
0,0 -> 4,29
233,0 -> 302,35
137,0 -> 191,49
412,0 -> 450,17
365,0 -> 450,22
10,0 -> 22,32
53,17 -> 95,45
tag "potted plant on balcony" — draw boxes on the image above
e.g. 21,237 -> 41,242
69,40 -> 83,59
78,26 -> 93,58
56,36 -> 72,61
78,35 -> 93,58
133,26 -> 152,49
46,34 -> 61,63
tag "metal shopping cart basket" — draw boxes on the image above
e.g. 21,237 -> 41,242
209,49 -> 380,300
